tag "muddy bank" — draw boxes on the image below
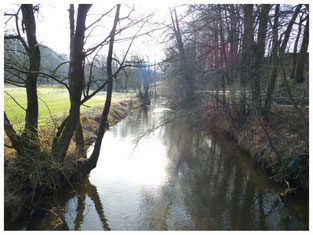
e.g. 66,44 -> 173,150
201,104 -> 309,192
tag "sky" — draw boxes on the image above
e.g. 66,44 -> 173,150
3,2 -> 183,63
4,1 -> 305,62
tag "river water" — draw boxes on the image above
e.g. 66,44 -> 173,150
26,104 -> 308,230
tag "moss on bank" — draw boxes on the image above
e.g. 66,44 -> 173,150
201,104 -> 309,191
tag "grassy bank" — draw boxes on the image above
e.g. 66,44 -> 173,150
201,104 -> 309,192
4,87 -> 135,129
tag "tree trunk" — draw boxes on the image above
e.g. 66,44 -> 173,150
4,4 -> 41,156
290,13 -> 304,80
68,4 -> 86,158
53,4 -> 92,163
239,4 -> 254,117
170,8 -> 194,99
75,116 -> 86,158
264,4 -> 280,112
218,5 -> 227,103
227,5 -> 239,106
264,4 -> 302,112
295,11 -> 309,83
84,4 -> 121,173
251,4 -> 271,111
21,5 -> 41,150
4,112 -> 23,156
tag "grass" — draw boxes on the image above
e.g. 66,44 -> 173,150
4,86 -> 135,129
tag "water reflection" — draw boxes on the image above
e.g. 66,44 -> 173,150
27,177 -> 110,230
160,122 -> 308,230
28,105 -> 308,230
71,177 -> 110,230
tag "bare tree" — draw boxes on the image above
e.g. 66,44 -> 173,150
52,4 -> 92,163
251,4 -> 271,110
294,5 -> 309,83
84,4 -> 121,173
170,7 -> 195,100
264,4 -> 302,112
239,4 -> 254,116
4,4 -> 41,156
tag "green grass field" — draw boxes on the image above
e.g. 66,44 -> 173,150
4,86 -> 135,129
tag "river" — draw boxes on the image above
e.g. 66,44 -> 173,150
26,104 -> 308,230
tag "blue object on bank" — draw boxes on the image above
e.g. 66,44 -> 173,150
289,157 -> 299,168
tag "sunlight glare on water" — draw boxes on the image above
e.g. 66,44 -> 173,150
90,118 -> 168,187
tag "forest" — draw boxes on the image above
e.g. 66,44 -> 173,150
3,3 -> 309,231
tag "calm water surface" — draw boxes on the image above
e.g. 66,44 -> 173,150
27,105 -> 308,230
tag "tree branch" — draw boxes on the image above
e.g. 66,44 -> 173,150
4,91 -> 26,112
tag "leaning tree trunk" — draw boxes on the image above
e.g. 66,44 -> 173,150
295,12 -> 309,83
84,4 -> 121,173
290,13 -> 304,80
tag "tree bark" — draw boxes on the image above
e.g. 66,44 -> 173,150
290,12 -> 304,80
295,9 -> 309,83
251,4 -> 271,110
4,4 -> 41,156
67,4 -> 86,158
53,4 -> 92,163
239,4 -> 254,117
263,4 -> 280,112
75,116 -> 86,158
170,8 -> 194,99
20,5 -> 41,149
264,4 -> 302,112
218,5 -> 227,103
227,5 -> 239,106
4,112 -> 23,156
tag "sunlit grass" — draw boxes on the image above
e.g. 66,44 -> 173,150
4,86 -> 135,129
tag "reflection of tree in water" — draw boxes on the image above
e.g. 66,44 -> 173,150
153,119 -> 303,229
72,177 -> 110,230
29,177 -> 110,230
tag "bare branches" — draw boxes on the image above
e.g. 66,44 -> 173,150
85,9 -> 154,57
4,91 -> 26,112
4,112 -> 23,156
86,5 -> 116,31
112,17 -> 149,78
4,7 -> 30,54
4,64 -> 70,91
80,80 -> 108,105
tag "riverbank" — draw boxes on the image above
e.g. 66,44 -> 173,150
4,98 -> 138,228
201,104 -> 309,193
